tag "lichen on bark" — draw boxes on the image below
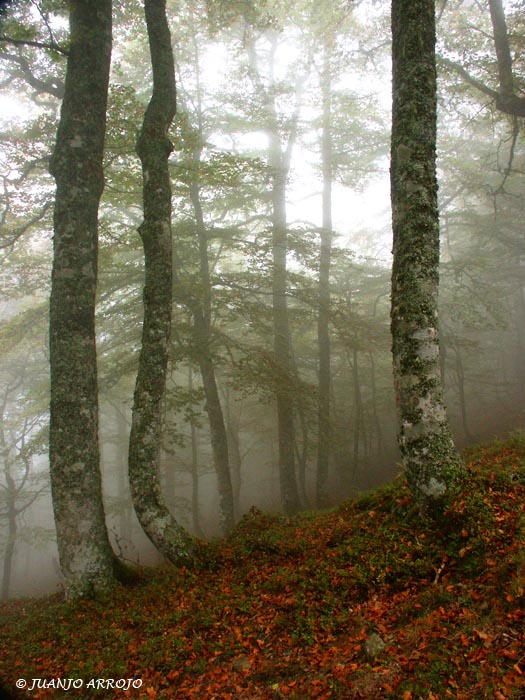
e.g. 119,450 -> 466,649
48,0 -> 115,599
390,0 -> 465,515
127,0 -> 194,563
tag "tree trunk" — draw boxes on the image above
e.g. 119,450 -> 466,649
488,0 -> 514,100
351,348 -> 363,485
128,0 -> 193,564
221,385 -> 243,518
390,0 -> 465,514
1,471 -> 16,601
188,366 -> 205,539
368,347 -> 386,459
271,161 -> 301,515
317,41 -> 333,508
189,174 -> 235,533
48,0 -> 115,598
244,33 -> 302,514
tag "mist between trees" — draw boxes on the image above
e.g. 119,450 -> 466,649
0,0 -> 524,599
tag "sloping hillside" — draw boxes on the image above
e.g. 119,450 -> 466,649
1,436 -> 524,699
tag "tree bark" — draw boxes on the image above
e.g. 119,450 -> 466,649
390,0 -> 465,514
48,0 -> 115,598
488,0 -> 514,100
128,0 -> 193,564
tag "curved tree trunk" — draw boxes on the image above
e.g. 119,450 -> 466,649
390,0 -> 465,514
48,0 -> 115,598
128,0 -> 193,564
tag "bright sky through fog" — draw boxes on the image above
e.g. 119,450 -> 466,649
0,95 -> 32,123
0,1 -> 394,264
200,24 -> 393,265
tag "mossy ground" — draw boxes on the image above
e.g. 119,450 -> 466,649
1,435 -> 524,699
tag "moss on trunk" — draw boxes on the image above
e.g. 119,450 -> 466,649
128,0 -> 194,564
390,0 -> 465,515
48,0 -> 115,599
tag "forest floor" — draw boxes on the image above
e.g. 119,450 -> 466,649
1,437 -> 524,700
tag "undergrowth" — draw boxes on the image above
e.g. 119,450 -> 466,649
0,436 -> 524,699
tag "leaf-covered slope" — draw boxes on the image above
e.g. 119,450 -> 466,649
1,436 -> 524,699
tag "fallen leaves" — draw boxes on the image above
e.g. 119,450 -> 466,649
0,438 -> 524,699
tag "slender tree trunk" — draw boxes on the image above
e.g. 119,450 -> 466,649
128,0 -> 193,563
190,426 -> 203,538
294,404 -> 309,507
390,0 -> 465,514
244,33 -> 302,514
317,41 -> 333,507
453,343 -> 473,442
221,385 -> 243,518
188,366 -> 205,539
178,29 -> 234,531
351,348 -> 363,483
48,0 -> 115,598
189,174 -> 235,532
271,161 -> 301,515
1,471 -> 16,600
512,277 -> 525,399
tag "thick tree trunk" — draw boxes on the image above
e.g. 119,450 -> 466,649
316,42 -> 333,508
48,0 -> 115,598
128,0 -> 193,563
390,0 -> 465,514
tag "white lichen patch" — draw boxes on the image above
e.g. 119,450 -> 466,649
416,395 -> 446,423
412,327 -> 439,361
420,477 -> 447,498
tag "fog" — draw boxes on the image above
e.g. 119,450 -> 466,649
2,0 -> 525,598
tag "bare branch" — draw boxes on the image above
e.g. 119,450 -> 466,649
0,200 -> 52,250
0,50 -> 64,99
0,36 -> 69,57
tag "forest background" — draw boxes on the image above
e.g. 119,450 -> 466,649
1,0 -> 524,599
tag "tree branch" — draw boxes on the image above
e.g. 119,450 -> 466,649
488,0 -> 514,98
0,50 -> 64,99
0,35 -> 69,56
